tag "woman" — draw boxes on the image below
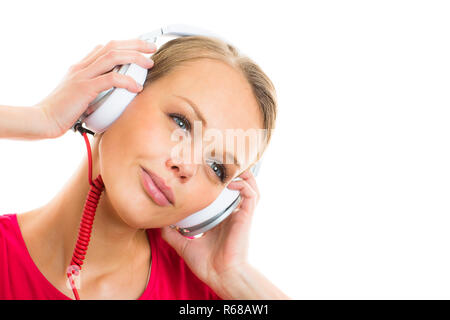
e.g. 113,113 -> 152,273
0,36 -> 289,299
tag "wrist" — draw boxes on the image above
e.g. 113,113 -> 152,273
217,264 -> 252,300
213,263 -> 291,300
33,104 -> 60,139
0,104 -> 53,140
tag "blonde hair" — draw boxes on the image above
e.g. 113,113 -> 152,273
144,35 -> 278,164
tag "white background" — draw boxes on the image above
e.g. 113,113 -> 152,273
1,0 -> 450,299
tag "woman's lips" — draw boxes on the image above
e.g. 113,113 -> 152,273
140,167 -> 175,207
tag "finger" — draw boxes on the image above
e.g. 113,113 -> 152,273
77,44 -> 103,67
88,71 -> 144,95
236,169 -> 260,202
79,49 -> 154,79
227,179 -> 257,215
228,179 -> 258,203
104,38 -> 157,53
160,226 -> 189,257
77,39 -> 156,72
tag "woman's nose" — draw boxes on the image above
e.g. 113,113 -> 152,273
166,158 -> 197,182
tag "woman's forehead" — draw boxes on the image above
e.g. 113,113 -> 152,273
157,59 -> 263,130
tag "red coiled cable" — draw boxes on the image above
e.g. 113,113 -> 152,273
66,129 -> 105,300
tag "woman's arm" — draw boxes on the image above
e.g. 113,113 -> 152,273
214,263 -> 291,300
0,105 -> 51,140
0,39 -> 155,141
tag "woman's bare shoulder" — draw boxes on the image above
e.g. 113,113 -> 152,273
16,208 -> 41,236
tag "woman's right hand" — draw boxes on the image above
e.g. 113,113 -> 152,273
35,38 -> 156,138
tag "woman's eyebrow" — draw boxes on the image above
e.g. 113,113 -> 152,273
172,94 -> 208,128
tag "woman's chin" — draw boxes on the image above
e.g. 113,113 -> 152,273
113,185 -> 172,230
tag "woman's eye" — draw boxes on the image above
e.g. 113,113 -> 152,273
209,161 -> 228,182
170,113 -> 191,131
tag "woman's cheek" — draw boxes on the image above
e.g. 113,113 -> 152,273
196,183 -> 224,208
132,121 -> 170,154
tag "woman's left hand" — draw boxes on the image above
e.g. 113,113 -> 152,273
160,168 -> 260,294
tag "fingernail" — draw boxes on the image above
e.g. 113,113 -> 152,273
147,42 -> 156,50
137,84 -> 143,91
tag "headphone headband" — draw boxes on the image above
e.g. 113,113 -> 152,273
138,24 -> 227,43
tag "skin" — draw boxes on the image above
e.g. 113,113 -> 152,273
17,58 -> 264,299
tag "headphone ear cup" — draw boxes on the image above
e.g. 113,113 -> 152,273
82,63 -> 149,133
171,186 -> 241,236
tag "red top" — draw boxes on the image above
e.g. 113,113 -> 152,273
0,213 -> 222,300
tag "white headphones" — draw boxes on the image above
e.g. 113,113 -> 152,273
72,24 -> 262,237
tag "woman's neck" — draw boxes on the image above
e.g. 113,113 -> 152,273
28,146 -> 150,284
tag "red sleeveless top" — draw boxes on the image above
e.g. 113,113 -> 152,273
0,213 -> 222,300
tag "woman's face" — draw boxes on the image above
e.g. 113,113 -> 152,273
95,58 -> 264,229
